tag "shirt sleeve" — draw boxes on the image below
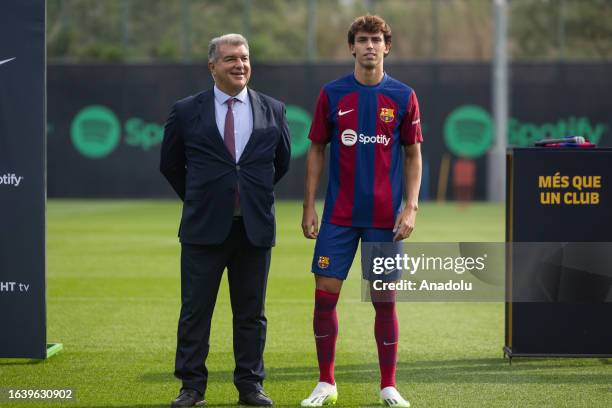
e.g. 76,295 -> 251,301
308,88 -> 332,144
400,91 -> 423,145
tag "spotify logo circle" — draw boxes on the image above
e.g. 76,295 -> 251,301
71,105 -> 121,159
341,129 -> 358,146
444,105 -> 493,159
286,105 -> 312,159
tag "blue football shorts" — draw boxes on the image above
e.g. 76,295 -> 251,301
311,222 -> 403,281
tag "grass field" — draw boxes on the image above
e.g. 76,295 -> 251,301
1,200 -> 610,407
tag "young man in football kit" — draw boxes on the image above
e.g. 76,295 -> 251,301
300,15 -> 422,408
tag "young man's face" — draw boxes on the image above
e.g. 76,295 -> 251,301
209,43 -> 251,95
350,31 -> 390,69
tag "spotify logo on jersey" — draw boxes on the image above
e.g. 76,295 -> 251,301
341,129 -> 358,146
341,129 -> 391,147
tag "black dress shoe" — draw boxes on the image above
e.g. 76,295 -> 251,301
171,388 -> 206,407
238,389 -> 273,406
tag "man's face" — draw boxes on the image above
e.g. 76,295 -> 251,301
209,43 -> 251,95
350,31 -> 390,69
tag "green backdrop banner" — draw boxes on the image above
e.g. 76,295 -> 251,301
47,63 -> 612,199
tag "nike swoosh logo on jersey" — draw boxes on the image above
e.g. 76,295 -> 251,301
0,57 -> 16,66
338,109 -> 354,116
383,341 -> 398,346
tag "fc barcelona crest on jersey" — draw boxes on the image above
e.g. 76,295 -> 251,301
379,107 -> 395,123
318,256 -> 330,269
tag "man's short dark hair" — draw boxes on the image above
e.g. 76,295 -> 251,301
347,15 -> 392,45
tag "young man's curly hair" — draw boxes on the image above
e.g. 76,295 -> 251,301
347,15 -> 392,45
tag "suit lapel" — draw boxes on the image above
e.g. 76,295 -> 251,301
240,88 -> 268,162
249,88 -> 267,131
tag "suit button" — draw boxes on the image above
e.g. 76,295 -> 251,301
236,165 -> 241,171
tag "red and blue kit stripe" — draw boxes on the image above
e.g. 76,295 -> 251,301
308,73 -> 423,229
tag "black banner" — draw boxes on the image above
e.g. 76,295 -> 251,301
0,0 -> 46,358
47,63 -> 612,199
506,148 -> 612,356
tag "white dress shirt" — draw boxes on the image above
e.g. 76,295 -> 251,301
213,85 -> 253,162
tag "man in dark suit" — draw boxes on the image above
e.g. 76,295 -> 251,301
160,33 -> 290,407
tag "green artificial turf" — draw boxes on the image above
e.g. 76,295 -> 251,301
0,200 -> 610,407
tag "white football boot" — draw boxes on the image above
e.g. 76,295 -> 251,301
300,382 -> 338,407
379,386 -> 410,407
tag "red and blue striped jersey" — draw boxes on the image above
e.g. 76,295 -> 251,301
308,73 -> 423,229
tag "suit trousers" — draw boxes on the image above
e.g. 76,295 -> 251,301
174,217 -> 271,395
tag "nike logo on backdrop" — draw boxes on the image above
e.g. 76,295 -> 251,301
0,57 -> 16,66
338,109 -> 354,116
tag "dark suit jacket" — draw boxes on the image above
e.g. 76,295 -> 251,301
160,88 -> 291,247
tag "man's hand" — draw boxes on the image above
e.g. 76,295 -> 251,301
302,206 -> 319,239
393,205 -> 417,242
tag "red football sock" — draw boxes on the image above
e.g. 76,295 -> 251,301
313,288 -> 339,385
373,294 -> 398,389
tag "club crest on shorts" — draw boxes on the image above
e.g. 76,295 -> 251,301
318,256 -> 330,269
379,107 -> 395,123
